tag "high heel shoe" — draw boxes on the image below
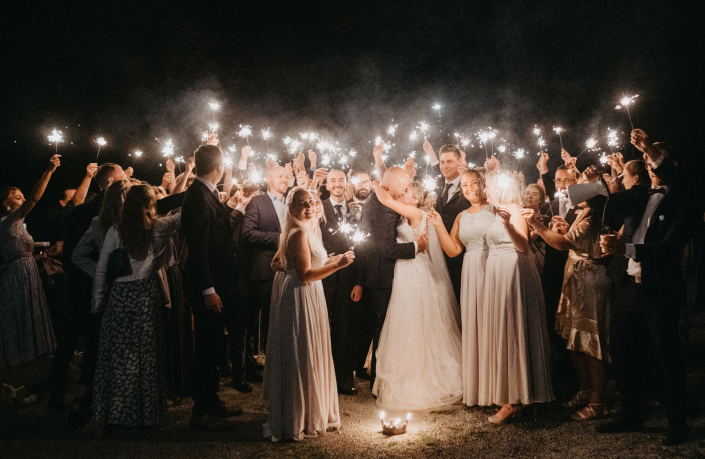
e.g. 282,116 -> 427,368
563,390 -> 591,409
488,404 -> 522,424
2,383 -> 38,405
571,403 -> 608,421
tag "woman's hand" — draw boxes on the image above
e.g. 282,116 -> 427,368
495,206 -> 512,225
336,251 -> 355,268
484,156 -> 500,172
520,207 -> 539,226
47,154 -> 61,172
537,152 -> 549,175
427,208 -> 444,227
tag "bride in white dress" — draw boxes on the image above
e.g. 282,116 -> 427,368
371,181 -> 463,411
263,187 -> 355,441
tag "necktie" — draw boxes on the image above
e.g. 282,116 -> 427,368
440,182 -> 453,207
213,188 -> 221,202
334,204 -> 343,221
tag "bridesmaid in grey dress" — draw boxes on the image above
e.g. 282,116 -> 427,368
428,169 -> 495,406
480,170 -> 554,423
1,155 -> 61,405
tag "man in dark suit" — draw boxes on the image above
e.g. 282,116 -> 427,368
239,166 -> 289,381
596,159 -> 695,446
182,144 -> 245,431
422,141 -> 471,303
358,165 -> 427,391
320,169 -> 363,395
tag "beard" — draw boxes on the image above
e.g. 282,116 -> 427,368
355,188 -> 370,200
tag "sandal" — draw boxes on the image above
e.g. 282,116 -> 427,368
2,383 -> 38,405
571,403 -> 608,421
489,404 -> 523,424
563,390 -> 591,409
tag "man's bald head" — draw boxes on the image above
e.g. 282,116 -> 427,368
382,167 -> 411,199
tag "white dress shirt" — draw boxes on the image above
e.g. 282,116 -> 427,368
442,174 -> 462,204
625,186 -> 668,280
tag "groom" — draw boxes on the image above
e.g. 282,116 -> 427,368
357,165 -> 428,391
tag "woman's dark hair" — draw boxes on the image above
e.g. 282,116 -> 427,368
98,180 -> 130,240
118,185 -> 156,261
624,160 -> 650,186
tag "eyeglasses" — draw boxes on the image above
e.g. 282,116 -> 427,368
554,178 -> 576,185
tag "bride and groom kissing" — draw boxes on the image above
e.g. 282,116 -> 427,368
359,166 -> 464,411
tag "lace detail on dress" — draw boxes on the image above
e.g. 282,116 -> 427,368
396,211 -> 426,244
486,215 -> 513,248
458,205 -> 495,251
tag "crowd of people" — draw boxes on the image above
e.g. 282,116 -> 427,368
0,127 -> 699,446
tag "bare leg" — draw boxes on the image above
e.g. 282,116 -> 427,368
585,354 -> 606,404
570,351 -> 590,392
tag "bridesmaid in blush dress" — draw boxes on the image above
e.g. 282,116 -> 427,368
263,187 -> 354,442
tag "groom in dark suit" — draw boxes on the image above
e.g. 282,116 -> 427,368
423,141 -> 470,304
182,143 -> 245,431
358,165 -> 428,391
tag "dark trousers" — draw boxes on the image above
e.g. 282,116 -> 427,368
610,277 -> 687,428
230,279 -> 272,381
323,274 -> 359,387
190,289 -> 237,417
370,287 -> 393,390
49,310 -> 102,397
445,254 -> 462,305
355,289 -> 375,373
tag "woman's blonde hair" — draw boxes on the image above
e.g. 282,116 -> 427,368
485,170 -> 523,206
410,181 -> 436,212
272,187 -> 317,272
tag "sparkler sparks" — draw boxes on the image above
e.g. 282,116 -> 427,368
95,137 -> 107,158
134,150 -> 143,158
615,94 -> 638,130
261,128 -> 272,140
513,149 -> 525,159
238,125 -> 252,145
208,102 -> 220,111
607,128 -> 619,149
423,176 -> 437,193
585,138 -> 598,150
495,173 -> 513,203
223,157 -> 233,167
553,126 -> 565,149
599,155 -> 608,165
533,127 -> 541,137
386,124 -> 398,138
161,139 -> 175,158
417,121 -> 430,136
48,129 -> 63,144
432,103 -> 441,111
497,145 -> 506,154
537,137 -> 546,148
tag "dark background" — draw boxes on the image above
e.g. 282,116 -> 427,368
1,0 -> 702,204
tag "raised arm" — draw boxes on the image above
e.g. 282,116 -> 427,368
373,203 -> 417,260
428,209 -> 464,257
13,155 -> 61,221
172,157 -> 195,195
371,182 -> 423,226
92,226 -> 119,313
290,229 -> 354,283
72,163 -> 98,206
423,138 -> 438,165
372,143 -> 387,177
496,205 -> 531,253
521,208 -> 575,251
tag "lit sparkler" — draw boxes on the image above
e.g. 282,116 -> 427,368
238,125 -> 252,145
385,123 -> 398,140
607,128 -> 619,151
209,102 -> 220,123
615,94 -> 638,130
553,126 -> 564,149
95,137 -> 107,158
134,150 -> 143,158
423,176 -> 437,193
161,139 -> 175,158
47,129 -> 63,153
576,138 -> 598,159
495,172 -> 513,204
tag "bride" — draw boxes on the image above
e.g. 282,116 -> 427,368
371,179 -> 463,411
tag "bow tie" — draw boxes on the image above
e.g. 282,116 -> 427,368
649,188 -> 666,195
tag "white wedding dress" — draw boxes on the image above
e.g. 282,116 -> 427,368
372,211 -> 463,411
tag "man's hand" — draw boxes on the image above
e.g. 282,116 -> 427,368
161,172 -> 173,188
124,166 -> 134,178
564,156 -> 577,171
600,233 -> 625,256
47,154 -> 61,172
240,146 -> 251,162
204,292 -> 223,313
560,148 -> 573,165
537,152 -> 549,175
206,133 -> 219,146
422,137 -> 434,158
297,170 -> 309,187
350,285 -> 362,302
86,162 -> 98,178
415,232 -> 429,253
185,156 -> 195,172
484,156 -> 500,173
520,208 -> 539,226
284,162 -> 294,180
373,143 -> 385,161
582,165 -> 601,183
266,156 -> 276,170
457,163 -> 470,175
631,129 -> 653,154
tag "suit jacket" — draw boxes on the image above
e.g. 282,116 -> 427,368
605,185 -> 694,305
182,179 -> 240,297
241,193 -> 282,281
432,164 -> 471,232
357,191 -> 415,289
321,198 -> 361,287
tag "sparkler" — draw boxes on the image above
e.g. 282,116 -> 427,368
607,128 -> 619,152
95,137 -> 107,158
209,102 -> 220,123
134,150 -> 143,158
161,139 -> 175,158
329,222 -> 368,251
553,126 -> 564,149
223,156 -> 233,167
47,129 -> 63,154
576,138 -> 598,159
475,130 -> 491,158
513,148 -> 525,171
423,176 -> 437,194
599,154 -> 608,165
495,172 -> 513,204
385,123 -> 398,140
238,125 -> 252,145
417,121 -> 430,137
262,128 -> 272,153
615,94 -> 638,130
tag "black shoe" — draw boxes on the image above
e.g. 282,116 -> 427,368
663,426 -> 689,446
219,362 -> 233,377
245,371 -> 263,383
337,386 -> 357,396
232,379 -> 253,393
596,414 -> 643,434
48,394 -> 66,411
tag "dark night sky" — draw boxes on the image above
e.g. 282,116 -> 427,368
1,0 -> 702,200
